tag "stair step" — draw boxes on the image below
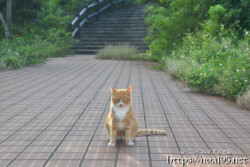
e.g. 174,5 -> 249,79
79,33 -> 147,37
78,37 -> 146,41
75,48 -> 147,54
98,16 -> 145,19
73,3 -> 148,55
75,49 -> 99,54
80,28 -> 147,33
74,42 -> 147,48
88,21 -> 146,24
79,32 -> 147,37
74,45 -> 148,50
100,16 -> 145,19
75,42 -> 148,46
94,19 -> 145,22
82,24 -> 148,30
76,38 -> 145,42
78,34 -> 147,38
78,40 -> 146,43
104,13 -> 146,16
85,21 -> 147,28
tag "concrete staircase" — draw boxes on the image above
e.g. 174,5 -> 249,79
74,3 -> 148,54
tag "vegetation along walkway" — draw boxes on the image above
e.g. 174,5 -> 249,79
0,56 -> 249,167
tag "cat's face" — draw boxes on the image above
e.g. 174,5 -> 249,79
110,86 -> 131,108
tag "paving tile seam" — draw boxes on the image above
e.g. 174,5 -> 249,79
206,98 -> 250,134
145,62 -> 220,161
0,62 -> 85,112
0,61 -> 83,97
2,151 -> 243,155
144,62 -> 182,156
158,69 -> 248,156
0,57 -> 69,80
78,61 -> 126,167
114,60 -> 132,167
0,57 -> 249,166
0,60 -> 98,123
147,65 -> 212,150
182,88 -> 249,156
0,61 -> 100,125
0,63 -> 64,88
42,61 -> 121,167
0,63 -> 70,96
138,61 -> 152,167
5,60 -> 115,167
0,60 -> 110,145
154,72 -> 238,165
0,61 -> 70,92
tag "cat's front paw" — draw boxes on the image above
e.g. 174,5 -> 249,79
127,141 -> 134,146
108,142 -> 115,147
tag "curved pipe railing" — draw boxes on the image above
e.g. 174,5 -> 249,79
68,0 -> 126,37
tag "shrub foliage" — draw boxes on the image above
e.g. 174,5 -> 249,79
0,0 -> 90,69
138,0 -> 249,100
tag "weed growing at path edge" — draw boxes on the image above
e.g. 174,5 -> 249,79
96,44 -> 139,60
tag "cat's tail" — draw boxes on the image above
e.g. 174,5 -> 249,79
136,129 -> 167,137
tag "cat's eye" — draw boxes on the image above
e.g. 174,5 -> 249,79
113,98 -> 120,103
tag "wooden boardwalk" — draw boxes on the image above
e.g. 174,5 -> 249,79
0,55 -> 249,167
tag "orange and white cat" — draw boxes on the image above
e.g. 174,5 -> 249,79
105,85 -> 167,147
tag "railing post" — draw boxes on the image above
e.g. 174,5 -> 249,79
96,0 -> 99,20
75,13 -> 80,29
84,4 -> 89,27
109,0 -> 113,12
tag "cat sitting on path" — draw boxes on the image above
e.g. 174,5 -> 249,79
105,85 -> 167,147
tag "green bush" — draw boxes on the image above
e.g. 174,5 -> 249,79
3,56 -> 21,69
137,0 -> 213,60
138,0 -> 249,61
0,36 -> 72,70
167,31 -> 249,98
138,0 -> 249,105
0,0 -> 82,70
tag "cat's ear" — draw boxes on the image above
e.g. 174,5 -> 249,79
110,85 -> 116,93
127,85 -> 132,93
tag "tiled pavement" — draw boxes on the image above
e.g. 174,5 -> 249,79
0,55 -> 249,167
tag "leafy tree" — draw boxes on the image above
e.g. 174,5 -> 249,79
138,0 -> 249,61
138,0 -> 213,59
0,0 -> 41,39
0,0 -> 13,40
12,0 -> 41,25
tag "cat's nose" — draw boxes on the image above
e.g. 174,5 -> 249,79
118,100 -> 124,107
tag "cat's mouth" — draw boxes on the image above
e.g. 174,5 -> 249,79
116,103 -> 127,108
118,104 -> 124,107
116,101 -> 125,108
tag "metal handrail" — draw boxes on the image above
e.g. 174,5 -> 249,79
68,0 -> 125,37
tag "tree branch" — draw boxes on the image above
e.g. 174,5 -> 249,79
6,0 -> 13,40
0,10 -> 10,39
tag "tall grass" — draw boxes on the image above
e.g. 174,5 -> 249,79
96,44 -> 139,60
237,89 -> 250,109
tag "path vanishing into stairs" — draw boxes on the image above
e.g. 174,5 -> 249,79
0,56 -> 249,167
